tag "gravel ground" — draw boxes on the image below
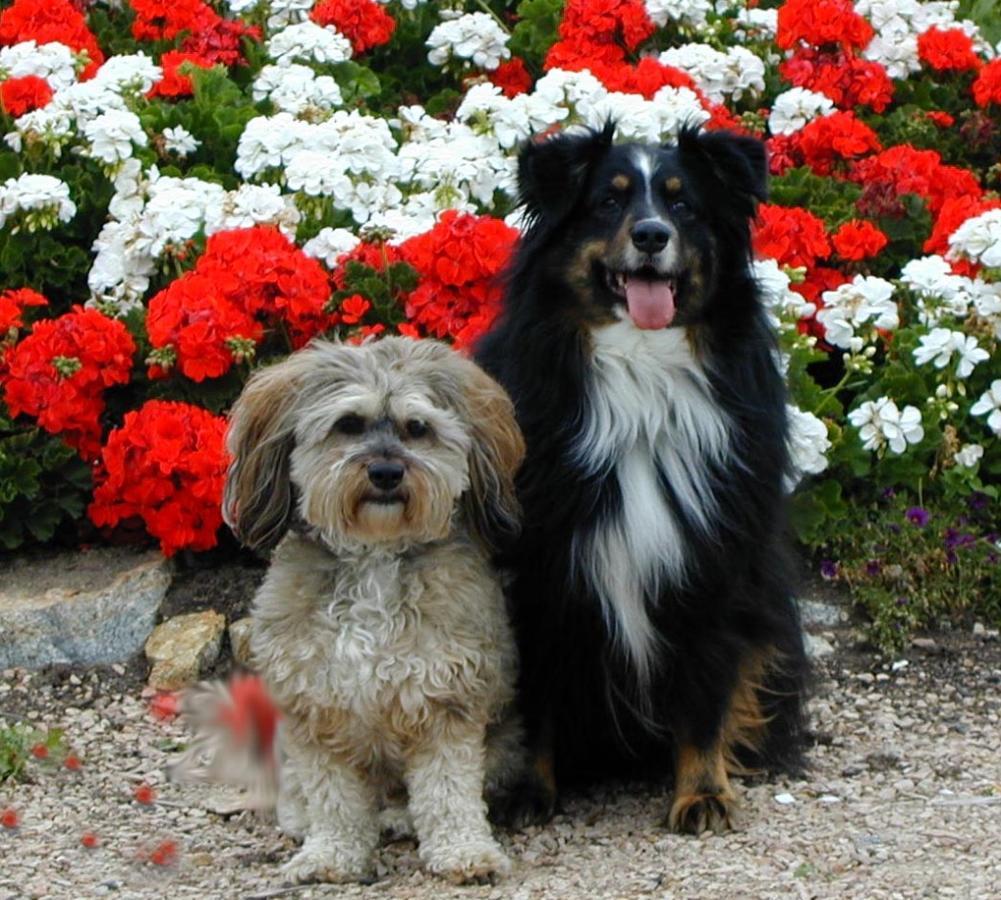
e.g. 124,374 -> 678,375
1,618 -> 999,899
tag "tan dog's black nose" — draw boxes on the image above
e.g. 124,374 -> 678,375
368,461 -> 404,491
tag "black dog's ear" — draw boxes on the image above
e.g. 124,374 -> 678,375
518,122 -> 615,226
677,125 -> 768,217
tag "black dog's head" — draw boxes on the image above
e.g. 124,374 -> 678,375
515,123 -> 767,330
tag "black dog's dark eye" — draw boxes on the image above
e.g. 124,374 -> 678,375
668,199 -> 688,214
600,195 -> 622,211
404,419 -> 429,439
334,414 -> 365,435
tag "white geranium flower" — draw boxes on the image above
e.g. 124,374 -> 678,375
660,44 -> 765,105
848,396 -> 924,454
0,173 -> 76,230
262,0 -> 315,31
204,183 -> 300,237
83,108 -> 147,164
302,227 -> 361,267
253,64 -> 343,116
0,40 -> 78,91
954,444 -> 984,468
162,125 -> 199,156
817,276 -> 898,351
753,259 -> 816,326
267,22 -> 353,67
768,88 -> 835,136
645,0 -> 713,28
900,255 -> 975,323
786,405 -> 831,489
948,208 -> 1001,268
913,328 -> 989,378
970,380 -> 1001,435
426,12 -> 510,71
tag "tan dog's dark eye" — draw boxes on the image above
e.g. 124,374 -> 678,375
334,414 -> 365,435
405,419 -> 429,439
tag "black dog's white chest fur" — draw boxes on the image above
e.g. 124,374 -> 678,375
571,319 -> 732,681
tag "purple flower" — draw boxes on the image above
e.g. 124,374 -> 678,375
968,492 -> 989,511
820,559 -> 838,579
896,596 -> 909,607
865,559 -> 882,576
905,506 -> 930,527
881,487 -> 896,500
943,528 -> 975,551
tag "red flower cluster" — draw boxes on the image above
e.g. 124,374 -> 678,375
780,49 -> 893,113
399,211 -> 518,349
781,110 -> 882,176
147,272 -> 263,381
776,0 -> 873,51
0,287 -> 46,334
489,58 -> 534,98
831,220 -> 889,261
0,0 -> 104,79
917,27 -> 981,72
1,307 -> 135,459
753,204 -> 831,269
88,400 -> 229,556
311,0 -> 395,54
0,74 -> 52,116
180,16 -> 261,67
149,51 -> 215,99
129,0 -> 218,42
923,195 -> 1001,258
147,227 -> 333,381
972,59 -> 1001,108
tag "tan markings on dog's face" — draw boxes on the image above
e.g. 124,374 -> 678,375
611,174 -> 631,191
665,176 -> 683,194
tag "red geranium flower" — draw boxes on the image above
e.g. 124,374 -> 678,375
0,0 -> 104,78
776,0 -> 873,51
148,51 -> 215,99
88,401 -> 229,556
924,195 -> 1001,256
753,204 -> 831,269
1,307 -> 135,460
794,110 -> 881,175
489,57 -> 533,98
918,27 -> 981,72
0,74 -> 53,116
0,288 -> 47,333
832,220 -> 889,261
129,0 -> 219,42
311,0 -> 395,54
972,59 -> 1001,108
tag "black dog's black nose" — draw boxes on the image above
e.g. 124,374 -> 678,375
367,461 -> 404,491
631,220 -> 671,254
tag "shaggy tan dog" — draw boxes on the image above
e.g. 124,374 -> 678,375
219,337 -> 526,885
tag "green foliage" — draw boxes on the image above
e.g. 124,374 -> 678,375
327,258 -> 420,329
959,0 -> 1001,45
509,0 -> 564,70
815,491 -> 1001,654
0,413 -> 92,550
769,167 -> 863,232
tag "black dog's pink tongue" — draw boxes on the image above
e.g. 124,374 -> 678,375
625,277 -> 675,330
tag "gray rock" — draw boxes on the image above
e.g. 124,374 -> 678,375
797,597 -> 847,629
145,610 -> 226,690
228,616 -> 254,669
804,633 -> 836,659
0,548 -> 172,668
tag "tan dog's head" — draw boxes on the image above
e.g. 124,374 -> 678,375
223,338 -> 524,553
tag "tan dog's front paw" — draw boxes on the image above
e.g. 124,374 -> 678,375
428,840 -> 511,885
666,790 -> 735,835
282,844 -> 374,885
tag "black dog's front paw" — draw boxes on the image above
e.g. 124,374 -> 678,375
488,767 -> 557,829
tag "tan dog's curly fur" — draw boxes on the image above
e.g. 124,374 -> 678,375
223,337 -> 526,885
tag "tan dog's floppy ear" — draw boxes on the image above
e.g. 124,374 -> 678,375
223,353 -> 311,552
435,350 -> 526,552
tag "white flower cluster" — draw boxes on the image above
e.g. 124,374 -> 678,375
900,255 -> 1001,334
0,40 -> 79,92
954,443 -> 984,468
82,108 -> 147,166
645,0 -> 714,28
426,12 -> 511,71
89,161 -> 300,309
856,0 -> 983,79
948,208 -> 1001,269
302,226 -> 360,267
848,396 -> 924,454
266,22 -> 353,67
734,6 -> 779,38
659,44 -> 765,104
237,110 -> 401,224
971,380 -> 1001,436
5,53 -> 161,154
913,328 -> 989,379
786,404 -> 832,489
767,88 -> 835,136
0,173 -> 76,232
253,63 -> 343,116
816,275 -> 899,351
162,125 -> 200,157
